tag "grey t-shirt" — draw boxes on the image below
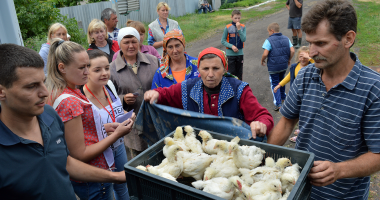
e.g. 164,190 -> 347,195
286,0 -> 303,18
98,43 -> 110,55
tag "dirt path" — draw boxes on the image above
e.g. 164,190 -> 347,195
186,0 -> 320,144
186,0 -> 380,198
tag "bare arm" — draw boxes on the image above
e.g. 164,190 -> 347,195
294,0 -> 302,8
309,152 -> 380,187
267,116 -> 299,145
261,49 -> 269,66
286,4 -> 290,10
153,41 -> 164,49
64,115 -> 133,163
66,155 -> 125,183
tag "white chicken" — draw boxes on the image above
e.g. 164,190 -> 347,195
204,142 -> 239,180
231,176 -> 282,200
279,189 -> 291,200
192,177 -> 236,200
173,126 -> 186,142
265,157 -> 275,167
281,163 -> 301,192
229,143 -> 263,169
250,166 -> 282,181
172,127 -> 190,152
232,188 -> 247,200
239,168 -> 256,186
275,158 -> 293,172
148,144 -> 183,178
146,165 -> 178,182
163,137 -> 174,158
198,130 -> 219,155
239,145 -> 266,157
213,140 -> 232,158
184,125 -> 204,154
177,151 -> 215,180
136,165 -> 147,172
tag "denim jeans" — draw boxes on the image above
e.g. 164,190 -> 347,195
198,6 -> 208,14
112,144 -> 130,200
71,181 -> 113,200
269,71 -> 286,107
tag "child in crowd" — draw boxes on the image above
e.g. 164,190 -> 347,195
221,10 -> 246,80
45,39 -> 133,199
82,50 -> 133,200
261,22 -> 295,111
273,46 -> 314,142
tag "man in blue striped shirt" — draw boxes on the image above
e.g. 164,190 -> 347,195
268,0 -> 380,199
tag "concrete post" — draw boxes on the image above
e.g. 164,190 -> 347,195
0,0 -> 24,46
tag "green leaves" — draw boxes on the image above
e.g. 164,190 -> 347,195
15,0 -> 88,50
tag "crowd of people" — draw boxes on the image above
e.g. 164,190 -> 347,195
0,0 -> 379,200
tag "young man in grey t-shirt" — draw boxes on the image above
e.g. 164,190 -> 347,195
286,0 -> 303,48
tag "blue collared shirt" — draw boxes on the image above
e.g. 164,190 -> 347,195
281,53 -> 380,200
0,105 -> 76,200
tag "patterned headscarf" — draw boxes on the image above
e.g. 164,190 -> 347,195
159,29 -> 186,78
197,47 -> 239,79
197,47 -> 228,71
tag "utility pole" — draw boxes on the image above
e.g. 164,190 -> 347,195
0,0 -> 24,46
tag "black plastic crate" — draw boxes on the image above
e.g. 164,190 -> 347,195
125,127 -> 315,200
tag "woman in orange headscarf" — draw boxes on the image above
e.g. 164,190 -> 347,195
144,47 -> 274,140
151,29 -> 199,89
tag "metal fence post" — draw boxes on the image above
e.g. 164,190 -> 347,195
0,0 -> 24,45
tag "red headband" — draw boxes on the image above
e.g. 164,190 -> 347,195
197,47 -> 228,71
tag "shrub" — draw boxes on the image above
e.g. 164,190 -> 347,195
220,0 -> 263,9
24,35 -> 46,53
15,0 -> 87,50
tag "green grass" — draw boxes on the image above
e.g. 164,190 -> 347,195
167,0 -> 287,45
354,0 -> 380,66
220,0 -> 265,9
140,0 -> 286,46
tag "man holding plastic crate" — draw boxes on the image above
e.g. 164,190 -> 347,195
268,0 -> 380,199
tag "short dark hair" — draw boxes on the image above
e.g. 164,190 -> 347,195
87,49 -> 108,60
231,10 -> 241,17
0,44 -> 44,88
301,0 -> 357,41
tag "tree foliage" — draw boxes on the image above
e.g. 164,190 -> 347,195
42,0 -> 108,8
15,0 -> 87,48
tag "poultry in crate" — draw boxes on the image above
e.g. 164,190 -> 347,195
239,144 -> 266,157
192,177 -> 236,200
183,125 -> 204,154
147,144 -> 183,178
229,143 -> 263,169
146,165 -> 178,182
204,142 -> 239,180
231,176 -> 282,200
275,158 -> 293,172
172,127 -> 190,152
279,189 -> 291,200
281,163 -> 301,192
163,137 -> 189,157
213,140 -> 232,158
177,151 -> 216,180
198,130 -> 219,155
